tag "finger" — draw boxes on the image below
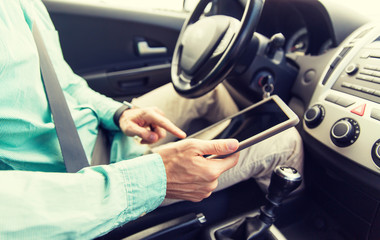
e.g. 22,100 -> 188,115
151,124 -> 167,140
140,125 -> 166,144
128,124 -> 159,143
198,139 -> 239,156
145,112 -> 186,139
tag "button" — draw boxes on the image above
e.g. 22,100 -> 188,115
364,65 -> 378,71
325,94 -> 339,103
336,98 -> 355,107
361,87 -> 375,94
351,85 -> 362,91
361,69 -> 374,76
373,72 -> 380,78
345,64 -> 359,75
351,104 -> 366,116
371,109 -> 380,121
344,83 -> 367,92
373,91 -> 380,97
342,82 -> 353,88
356,75 -> 373,82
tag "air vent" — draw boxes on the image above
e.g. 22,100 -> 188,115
322,47 -> 352,85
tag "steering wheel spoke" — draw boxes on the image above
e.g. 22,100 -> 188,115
172,0 -> 265,98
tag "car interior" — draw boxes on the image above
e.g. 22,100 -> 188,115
42,0 -> 380,239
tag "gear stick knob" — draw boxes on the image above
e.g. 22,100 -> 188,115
260,166 -> 302,225
267,166 -> 302,204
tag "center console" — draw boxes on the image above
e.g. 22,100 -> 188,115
303,21 -> 380,240
304,21 -> 380,175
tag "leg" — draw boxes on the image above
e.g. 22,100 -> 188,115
161,127 -> 303,205
215,127 -> 304,192
131,83 -> 239,145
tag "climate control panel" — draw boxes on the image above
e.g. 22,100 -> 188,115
304,22 -> 380,175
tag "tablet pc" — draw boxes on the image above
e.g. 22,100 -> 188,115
188,95 -> 299,156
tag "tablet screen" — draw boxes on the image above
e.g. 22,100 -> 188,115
212,99 -> 289,141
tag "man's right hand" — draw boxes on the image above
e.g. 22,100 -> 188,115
154,139 -> 240,202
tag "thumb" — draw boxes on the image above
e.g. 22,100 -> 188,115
208,152 -> 240,174
200,139 -> 239,156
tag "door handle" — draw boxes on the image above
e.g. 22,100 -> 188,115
137,41 -> 168,56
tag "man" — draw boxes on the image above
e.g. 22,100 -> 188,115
0,0 -> 303,239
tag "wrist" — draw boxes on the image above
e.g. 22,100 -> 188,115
113,101 -> 133,127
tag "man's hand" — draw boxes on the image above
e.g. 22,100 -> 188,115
154,138 -> 240,202
119,107 -> 186,144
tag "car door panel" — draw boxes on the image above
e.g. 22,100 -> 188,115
43,0 -> 186,99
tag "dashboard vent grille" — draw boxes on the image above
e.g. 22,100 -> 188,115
322,47 -> 352,85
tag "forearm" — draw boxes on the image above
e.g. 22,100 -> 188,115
0,154 -> 166,239
63,72 -> 123,131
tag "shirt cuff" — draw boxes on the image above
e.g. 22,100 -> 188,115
118,153 -> 167,220
100,101 -> 124,131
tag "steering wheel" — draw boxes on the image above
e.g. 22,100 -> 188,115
171,0 -> 264,98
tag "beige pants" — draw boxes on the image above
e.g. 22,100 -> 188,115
132,83 -> 304,203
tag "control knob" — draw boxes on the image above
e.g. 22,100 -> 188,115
371,139 -> 380,168
330,118 -> 360,147
345,63 -> 359,75
304,104 -> 325,128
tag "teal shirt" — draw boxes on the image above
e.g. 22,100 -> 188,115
0,0 -> 166,238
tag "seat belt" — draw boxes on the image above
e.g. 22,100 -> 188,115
32,23 -> 90,173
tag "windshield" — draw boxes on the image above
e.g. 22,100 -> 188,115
323,0 -> 380,20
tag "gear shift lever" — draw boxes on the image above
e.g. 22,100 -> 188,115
215,166 -> 302,240
260,166 -> 302,225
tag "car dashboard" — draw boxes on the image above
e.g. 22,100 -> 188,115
223,1 -> 380,239
229,0 -> 380,177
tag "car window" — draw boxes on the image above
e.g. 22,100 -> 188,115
324,0 -> 380,19
58,0 -> 380,18
101,0 -> 200,12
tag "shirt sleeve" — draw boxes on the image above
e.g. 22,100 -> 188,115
0,153 -> 167,240
26,0 -> 124,131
